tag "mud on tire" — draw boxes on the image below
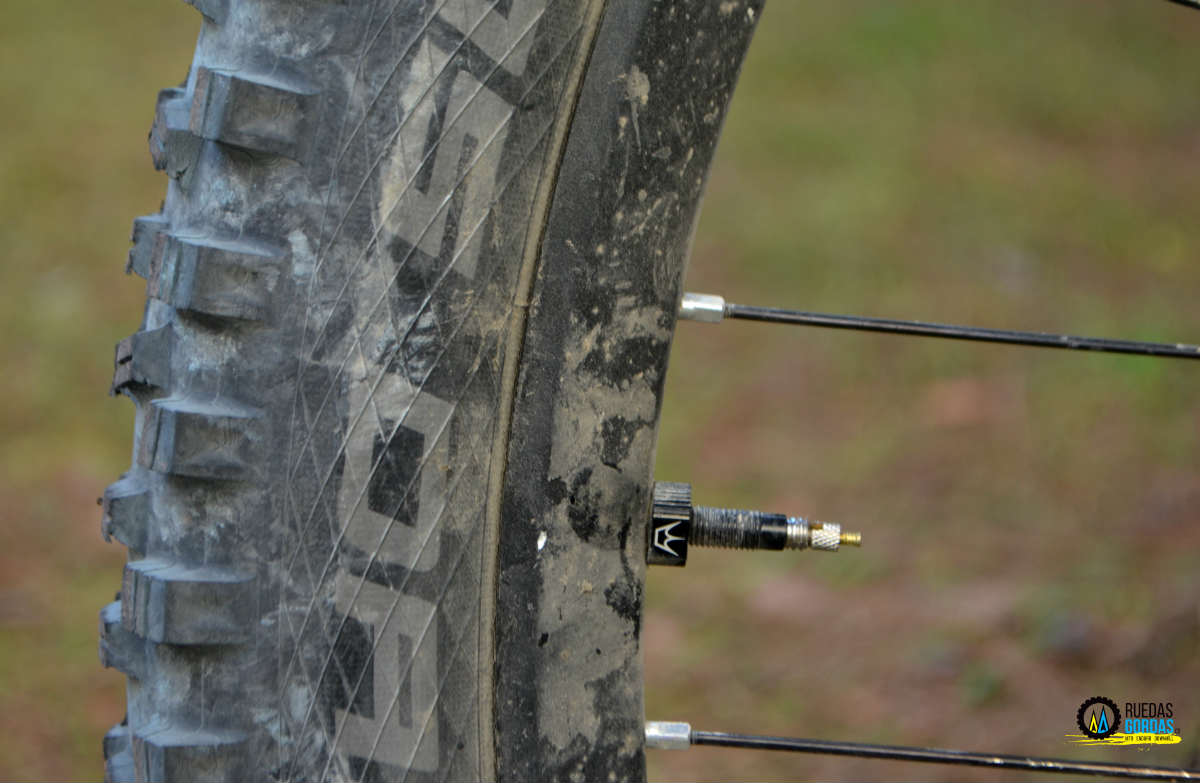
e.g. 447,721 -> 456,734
100,1 -> 761,780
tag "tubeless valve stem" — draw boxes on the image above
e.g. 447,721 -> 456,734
648,482 -> 862,567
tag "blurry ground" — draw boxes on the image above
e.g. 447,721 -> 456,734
0,1 -> 1196,781
647,2 -> 1200,780
0,2 -> 197,780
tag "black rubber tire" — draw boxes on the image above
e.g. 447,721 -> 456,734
100,1 -> 761,780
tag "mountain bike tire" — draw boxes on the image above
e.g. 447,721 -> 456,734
99,1 -> 761,780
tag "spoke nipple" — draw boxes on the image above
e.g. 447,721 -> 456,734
646,721 -> 692,750
678,292 -> 726,323
840,531 -> 862,547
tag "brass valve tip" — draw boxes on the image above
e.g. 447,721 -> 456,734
839,531 -> 862,547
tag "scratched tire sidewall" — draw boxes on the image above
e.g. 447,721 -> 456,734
273,4 -> 605,780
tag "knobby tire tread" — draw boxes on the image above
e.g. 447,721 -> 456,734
99,1 -> 762,780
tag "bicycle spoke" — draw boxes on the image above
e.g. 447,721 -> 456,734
646,723 -> 1200,781
679,293 -> 1200,360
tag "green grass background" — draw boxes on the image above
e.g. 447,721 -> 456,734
0,1 -> 1197,780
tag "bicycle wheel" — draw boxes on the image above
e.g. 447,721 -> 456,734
100,0 -> 761,780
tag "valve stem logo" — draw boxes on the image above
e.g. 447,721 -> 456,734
652,520 -> 687,558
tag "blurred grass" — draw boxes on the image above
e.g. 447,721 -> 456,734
0,1 -> 1197,781
0,2 -> 197,779
648,1 -> 1200,780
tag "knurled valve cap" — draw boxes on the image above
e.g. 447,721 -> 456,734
647,481 -> 692,566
